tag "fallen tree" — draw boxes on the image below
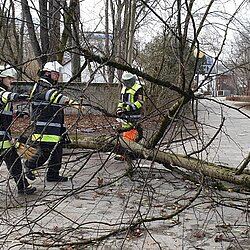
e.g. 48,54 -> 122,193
69,134 -> 250,189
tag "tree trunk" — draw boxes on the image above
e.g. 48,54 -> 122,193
21,0 -> 43,65
58,0 -> 78,63
126,0 -> 136,64
71,0 -> 81,82
69,135 -> 250,188
48,0 -> 61,61
105,0 -> 114,83
39,0 -> 49,61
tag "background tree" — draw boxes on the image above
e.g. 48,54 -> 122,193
226,24 -> 250,95
0,0 -> 25,78
138,32 -> 196,114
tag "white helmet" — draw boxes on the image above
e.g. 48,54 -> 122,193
122,71 -> 135,81
0,65 -> 17,79
42,61 -> 63,73
121,71 -> 136,87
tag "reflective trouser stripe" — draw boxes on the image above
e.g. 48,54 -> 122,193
0,140 -> 12,149
32,134 -> 61,142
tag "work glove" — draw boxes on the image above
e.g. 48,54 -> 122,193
15,142 -> 38,160
66,99 -> 85,112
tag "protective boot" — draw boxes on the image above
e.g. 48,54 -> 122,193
17,176 -> 36,194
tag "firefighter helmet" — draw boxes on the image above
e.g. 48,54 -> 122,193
0,65 -> 17,79
122,71 -> 135,81
42,61 -> 63,73
121,71 -> 136,87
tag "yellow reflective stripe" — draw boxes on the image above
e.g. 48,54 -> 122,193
126,88 -> 136,95
121,122 -> 133,129
125,105 -> 130,111
0,140 -> 12,149
127,83 -> 141,95
1,92 -> 9,104
118,102 -> 124,108
49,91 -> 58,103
134,100 -> 143,109
53,93 -> 63,104
4,102 -> 11,111
126,84 -> 142,103
32,134 -> 61,142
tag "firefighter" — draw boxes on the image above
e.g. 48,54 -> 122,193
25,61 -> 83,182
0,65 -> 36,194
115,71 -> 144,160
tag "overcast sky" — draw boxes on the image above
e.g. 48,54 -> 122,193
79,0 -> 249,34
13,0 -> 249,58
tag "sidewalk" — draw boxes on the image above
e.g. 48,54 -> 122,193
172,97 -> 250,168
199,97 -> 249,167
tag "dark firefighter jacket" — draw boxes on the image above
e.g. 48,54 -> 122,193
117,82 -> 143,121
30,78 -> 71,143
0,86 -> 19,149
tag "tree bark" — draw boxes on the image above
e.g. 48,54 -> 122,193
126,0 -> 136,64
48,0 -> 61,61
